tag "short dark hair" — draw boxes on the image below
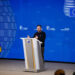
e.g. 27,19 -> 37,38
73,72 -> 75,75
37,25 -> 42,28
55,69 -> 65,75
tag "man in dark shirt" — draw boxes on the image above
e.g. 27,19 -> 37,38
33,25 -> 46,60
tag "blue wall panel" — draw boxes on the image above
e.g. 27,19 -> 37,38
0,0 -> 75,62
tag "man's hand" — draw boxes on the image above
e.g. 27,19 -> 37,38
27,35 -> 30,38
35,36 -> 38,39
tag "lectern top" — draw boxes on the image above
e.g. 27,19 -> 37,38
20,38 -> 34,40
20,38 -> 42,44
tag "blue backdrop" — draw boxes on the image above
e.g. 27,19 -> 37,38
0,0 -> 75,63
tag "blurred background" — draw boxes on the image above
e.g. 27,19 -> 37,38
0,0 -> 75,63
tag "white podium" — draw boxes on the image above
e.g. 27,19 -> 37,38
21,38 -> 44,72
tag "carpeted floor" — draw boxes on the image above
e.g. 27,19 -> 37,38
0,59 -> 75,75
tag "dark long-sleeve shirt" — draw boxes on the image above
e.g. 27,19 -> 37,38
33,31 -> 46,47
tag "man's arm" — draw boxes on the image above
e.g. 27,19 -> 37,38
33,33 -> 37,38
38,32 -> 46,42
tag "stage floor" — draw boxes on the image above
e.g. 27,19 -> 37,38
0,59 -> 75,75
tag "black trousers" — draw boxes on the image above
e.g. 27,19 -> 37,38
41,47 -> 44,61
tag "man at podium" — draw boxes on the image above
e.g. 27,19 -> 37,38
33,25 -> 46,60
21,25 -> 46,72
28,25 -> 46,60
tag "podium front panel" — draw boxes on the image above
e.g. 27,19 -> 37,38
21,38 -> 44,72
25,39 -> 36,70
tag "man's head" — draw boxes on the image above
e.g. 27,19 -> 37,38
73,72 -> 75,75
55,69 -> 65,75
37,25 -> 42,32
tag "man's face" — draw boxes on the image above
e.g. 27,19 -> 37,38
37,26 -> 42,32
